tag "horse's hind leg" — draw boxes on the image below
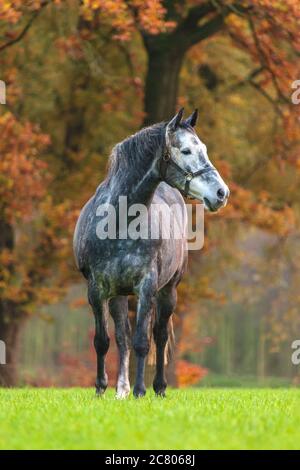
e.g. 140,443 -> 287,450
153,284 -> 177,397
109,296 -> 131,399
88,280 -> 110,396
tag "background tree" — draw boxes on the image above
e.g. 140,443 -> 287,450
0,1 -> 76,385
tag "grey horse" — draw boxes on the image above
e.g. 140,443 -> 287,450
73,108 -> 229,398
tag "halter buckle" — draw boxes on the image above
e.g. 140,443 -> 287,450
186,173 -> 193,182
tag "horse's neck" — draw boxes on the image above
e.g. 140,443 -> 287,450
107,151 -> 161,207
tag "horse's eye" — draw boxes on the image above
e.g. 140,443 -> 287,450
181,149 -> 191,155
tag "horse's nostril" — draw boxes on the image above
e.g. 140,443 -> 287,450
217,188 -> 225,200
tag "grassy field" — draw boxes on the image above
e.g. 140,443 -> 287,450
0,387 -> 299,450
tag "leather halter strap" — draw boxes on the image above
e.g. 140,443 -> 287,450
160,148 -> 216,198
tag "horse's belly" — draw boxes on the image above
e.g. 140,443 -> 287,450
95,238 -> 185,297
95,250 -> 154,296
157,238 -> 187,288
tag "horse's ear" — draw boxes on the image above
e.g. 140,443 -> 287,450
184,109 -> 198,127
167,107 -> 184,132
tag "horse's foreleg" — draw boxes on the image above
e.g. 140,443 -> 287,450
153,284 -> 177,397
109,296 -> 131,399
88,281 -> 110,396
133,274 -> 157,398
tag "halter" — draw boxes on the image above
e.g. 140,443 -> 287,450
160,147 -> 216,198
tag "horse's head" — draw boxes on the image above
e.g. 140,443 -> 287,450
163,108 -> 229,212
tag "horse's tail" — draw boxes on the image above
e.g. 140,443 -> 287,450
167,315 -> 175,364
147,309 -> 175,366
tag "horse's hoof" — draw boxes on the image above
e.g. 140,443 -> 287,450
95,377 -> 107,397
115,389 -> 130,400
95,387 -> 106,397
153,380 -> 167,397
133,385 -> 146,398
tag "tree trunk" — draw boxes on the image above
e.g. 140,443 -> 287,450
135,40 -> 187,387
0,218 -> 25,386
0,301 -> 25,386
143,40 -> 185,126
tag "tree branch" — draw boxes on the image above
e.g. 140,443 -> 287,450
181,1 -> 216,29
0,1 -> 49,53
223,66 -> 265,94
248,15 -> 290,105
249,80 -> 283,116
188,12 -> 225,45
179,2 -> 252,47
219,66 -> 283,116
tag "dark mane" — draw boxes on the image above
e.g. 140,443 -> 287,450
105,122 -> 166,182
103,120 -> 195,186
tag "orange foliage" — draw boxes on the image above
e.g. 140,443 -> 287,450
0,0 -> 23,23
0,111 -> 77,309
225,183 -> 296,237
0,112 -> 50,222
81,0 -> 175,41
176,360 -> 208,388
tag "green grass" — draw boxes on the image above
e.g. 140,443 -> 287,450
0,388 -> 299,449
200,373 -> 292,388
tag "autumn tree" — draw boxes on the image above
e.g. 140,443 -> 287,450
80,1 -> 299,125
0,0 -> 145,385
0,0 -> 299,387
0,1 -> 77,385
